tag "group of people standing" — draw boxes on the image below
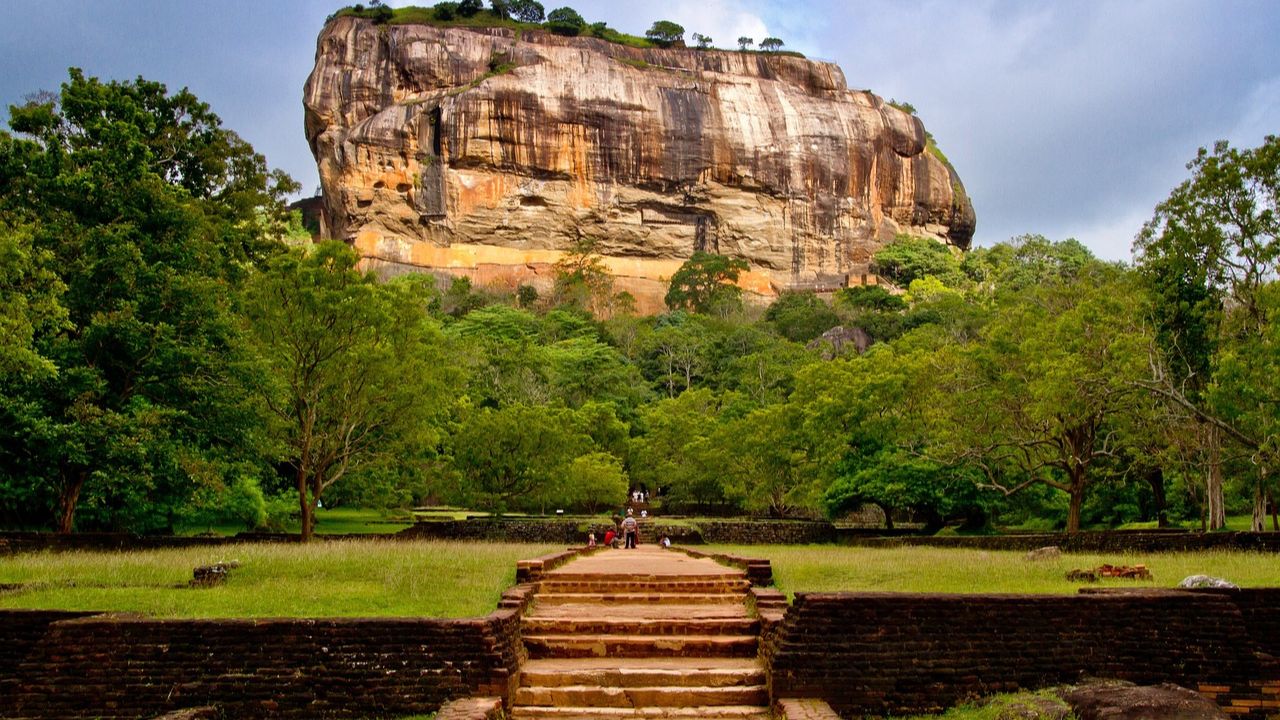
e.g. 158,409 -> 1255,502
588,502 -> 670,550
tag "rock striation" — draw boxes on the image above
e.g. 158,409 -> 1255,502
305,17 -> 975,311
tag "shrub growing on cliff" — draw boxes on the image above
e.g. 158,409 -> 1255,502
760,37 -> 785,52
545,6 -> 585,36
646,20 -> 686,47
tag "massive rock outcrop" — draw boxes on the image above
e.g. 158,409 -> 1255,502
305,17 -> 975,311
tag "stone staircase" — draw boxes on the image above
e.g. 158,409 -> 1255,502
511,547 -> 772,720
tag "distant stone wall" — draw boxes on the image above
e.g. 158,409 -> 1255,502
0,599 -> 533,719
837,529 -> 1280,553
766,588 -> 1280,719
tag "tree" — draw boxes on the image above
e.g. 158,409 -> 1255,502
457,0 -> 484,17
737,36 -> 754,51
0,69 -> 295,532
874,234 -> 964,288
715,403 -> 820,517
759,37 -> 784,52
692,33 -> 713,49
765,292 -> 840,343
552,236 -> 614,315
646,21 -> 686,48
935,265 -> 1149,532
545,6 -> 585,35
242,243 -> 453,541
563,452 -> 628,513
664,252 -> 750,315
490,0 -> 512,20
508,0 -> 545,23
452,404 -> 586,513
433,2 -> 459,21
1134,136 -> 1280,529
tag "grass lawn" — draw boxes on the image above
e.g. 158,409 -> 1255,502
707,544 -> 1280,597
0,540 -> 557,618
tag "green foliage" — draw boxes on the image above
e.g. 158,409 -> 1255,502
0,69 -> 294,533
873,234 -> 964,288
888,99 -> 917,115
737,36 -> 754,51
765,292 -> 840,343
692,33 -> 713,49
759,37 -> 784,52
563,452 -> 628,513
241,242 -> 455,540
545,6 -> 586,36
664,252 -> 750,315
508,0 -> 544,23
645,20 -> 686,47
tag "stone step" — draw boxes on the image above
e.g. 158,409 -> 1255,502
508,705 -> 772,720
524,634 -> 759,659
528,603 -> 750,621
538,578 -> 751,594
514,684 -> 769,708
520,658 -> 765,689
522,617 -> 759,636
534,592 -> 746,605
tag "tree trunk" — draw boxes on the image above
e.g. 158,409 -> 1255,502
1066,468 -> 1086,535
1206,425 -> 1226,530
297,467 -> 314,543
56,470 -> 87,534
1251,467 -> 1268,533
1269,491 -> 1278,531
1146,466 -> 1169,528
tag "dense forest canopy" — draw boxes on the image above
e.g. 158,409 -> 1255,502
1,68 -> 1277,538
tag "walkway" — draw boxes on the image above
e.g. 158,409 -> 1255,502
511,546 -> 771,719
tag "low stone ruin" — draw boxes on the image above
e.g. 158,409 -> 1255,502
189,561 -> 239,588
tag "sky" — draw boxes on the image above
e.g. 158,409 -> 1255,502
2,0 -> 1277,261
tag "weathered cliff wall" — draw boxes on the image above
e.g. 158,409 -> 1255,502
305,18 -> 975,311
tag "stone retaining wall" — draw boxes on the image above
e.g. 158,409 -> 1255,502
5,526 -> 1277,556
838,529 -> 1280,553
0,608 -> 528,719
766,588 -> 1280,718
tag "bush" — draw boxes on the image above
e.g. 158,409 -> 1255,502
458,0 -> 484,16
646,20 -> 685,47
545,6 -> 585,35
433,1 -> 459,21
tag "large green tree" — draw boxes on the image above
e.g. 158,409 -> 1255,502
935,265 -> 1148,532
664,252 -> 749,315
0,70 -> 295,532
242,242 -> 453,541
1134,135 -> 1280,529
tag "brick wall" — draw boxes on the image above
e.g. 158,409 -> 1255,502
837,529 -> 1280,553
0,609 -> 526,719
767,590 -> 1278,718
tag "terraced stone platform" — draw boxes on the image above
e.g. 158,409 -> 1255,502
511,546 -> 772,720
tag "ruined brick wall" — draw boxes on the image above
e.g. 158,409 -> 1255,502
837,530 -> 1280,553
768,590 -> 1274,718
0,612 -> 522,719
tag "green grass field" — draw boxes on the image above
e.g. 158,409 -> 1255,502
0,540 -> 557,618
707,544 -> 1280,597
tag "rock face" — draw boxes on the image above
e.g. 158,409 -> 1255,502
305,18 -> 976,311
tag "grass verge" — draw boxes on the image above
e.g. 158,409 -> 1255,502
706,544 -> 1280,597
0,540 -> 557,618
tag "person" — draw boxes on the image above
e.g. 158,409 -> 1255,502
603,529 -> 616,547
640,509 -> 647,518
660,535 -> 671,548
622,512 -> 639,549
587,532 -> 596,547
